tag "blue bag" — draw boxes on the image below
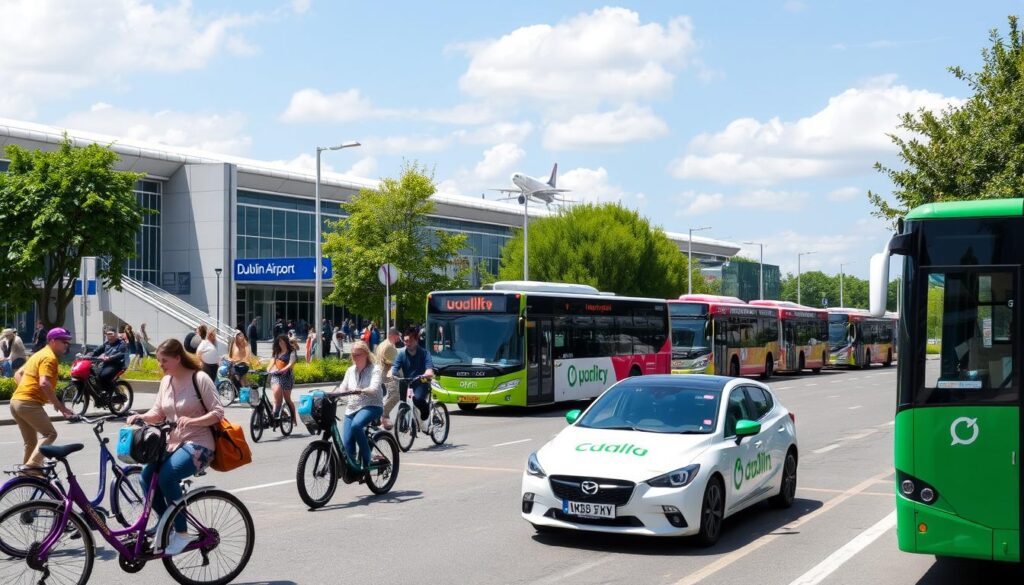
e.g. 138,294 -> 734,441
116,427 -> 134,464
298,391 -> 326,432
239,387 -> 251,406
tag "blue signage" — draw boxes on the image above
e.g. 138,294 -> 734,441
234,257 -> 333,282
74,279 -> 97,296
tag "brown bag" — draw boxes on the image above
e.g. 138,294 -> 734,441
192,373 -> 252,472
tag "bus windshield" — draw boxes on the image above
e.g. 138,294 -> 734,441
828,317 -> 851,349
427,314 -> 524,368
671,317 -> 710,355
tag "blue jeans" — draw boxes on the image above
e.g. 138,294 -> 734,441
342,406 -> 383,469
140,444 -> 208,532
412,383 -> 432,420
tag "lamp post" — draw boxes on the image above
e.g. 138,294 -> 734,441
839,261 -> 855,308
688,226 -> 711,295
743,241 -> 765,300
315,141 -> 361,360
214,268 -> 222,326
797,251 -> 817,305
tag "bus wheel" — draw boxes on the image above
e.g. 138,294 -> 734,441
729,358 -> 740,378
457,403 -> 478,413
761,356 -> 773,380
863,350 -> 871,369
629,366 -> 642,377
884,350 -> 893,367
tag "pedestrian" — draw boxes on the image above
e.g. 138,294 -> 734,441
127,338 -> 224,555
124,324 -> 140,370
369,321 -> 381,352
333,326 -> 344,358
139,323 -> 151,360
247,318 -> 259,357
321,319 -> 332,359
183,324 -> 206,355
196,328 -> 221,381
273,318 -> 284,339
31,321 -> 46,352
375,327 -> 401,430
1,328 -> 28,378
342,320 -> 351,343
305,332 -> 315,363
10,328 -> 76,468
269,334 -> 297,425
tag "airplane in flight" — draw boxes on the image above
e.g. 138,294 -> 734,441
492,163 -> 571,206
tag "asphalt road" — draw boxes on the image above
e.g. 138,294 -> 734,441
0,366 -> 1021,584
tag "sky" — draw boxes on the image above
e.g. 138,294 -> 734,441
0,0 -> 1018,277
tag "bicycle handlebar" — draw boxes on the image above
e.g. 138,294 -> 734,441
324,390 -> 361,400
68,413 -> 126,425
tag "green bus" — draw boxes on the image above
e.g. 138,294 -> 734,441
870,199 -> 1021,563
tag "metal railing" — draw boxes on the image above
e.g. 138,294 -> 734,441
117,275 -> 235,344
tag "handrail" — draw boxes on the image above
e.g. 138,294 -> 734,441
117,275 -> 234,343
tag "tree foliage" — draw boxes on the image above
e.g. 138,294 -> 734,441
780,271 -> 899,311
323,163 -> 468,324
496,203 -> 710,298
0,136 -> 143,328
869,16 -> 1024,223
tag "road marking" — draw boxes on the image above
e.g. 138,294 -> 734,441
805,384 -> 818,387
775,386 -> 794,390
79,472 -> 100,477
786,511 -> 897,585
493,439 -> 532,447
883,420 -> 895,426
812,444 -> 841,454
231,479 -> 295,494
827,395 -> 840,399
531,556 -> 615,584
405,462 -> 521,473
829,380 -> 843,384
671,470 -> 892,585
848,405 -> 863,410
842,429 -> 878,441
799,487 -> 890,497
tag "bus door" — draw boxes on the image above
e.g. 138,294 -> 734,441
526,318 -> 554,404
712,316 -> 728,375
783,323 -> 797,371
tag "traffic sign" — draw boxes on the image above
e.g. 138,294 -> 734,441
378,263 -> 399,286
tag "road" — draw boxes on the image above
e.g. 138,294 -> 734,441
1,367 -> 1020,584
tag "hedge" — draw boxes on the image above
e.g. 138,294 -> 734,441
0,378 -> 14,401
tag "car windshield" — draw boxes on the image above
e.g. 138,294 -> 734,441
672,318 -> 710,353
427,314 -> 523,367
577,382 -> 720,434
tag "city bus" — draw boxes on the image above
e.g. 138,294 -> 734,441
669,294 -> 779,378
827,308 -> 898,368
426,281 -> 670,411
750,300 -> 829,373
869,198 -> 1021,563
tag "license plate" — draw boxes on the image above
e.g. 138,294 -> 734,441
562,500 -> 616,519
458,395 -> 480,403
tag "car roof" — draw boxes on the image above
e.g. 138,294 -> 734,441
617,374 -> 737,393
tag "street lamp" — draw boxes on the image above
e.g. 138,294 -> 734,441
688,226 -> 711,295
214,268 -> 222,326
797,251 -> 817,305
743,241 -> 765,300
839,261 -> 855,308
315,141 -> 361,361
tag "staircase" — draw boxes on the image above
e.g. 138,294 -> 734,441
117,275 -> 235,344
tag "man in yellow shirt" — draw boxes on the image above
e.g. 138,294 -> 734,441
11,327 -> 75,467
375,327 -> 401,430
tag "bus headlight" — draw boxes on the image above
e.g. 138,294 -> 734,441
496,379 -> 521,392
691,355 -> 710,369
527,452 -> 547,478
646,464 -> 700,488
430,379 -> 443,391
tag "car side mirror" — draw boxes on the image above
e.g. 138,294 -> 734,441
565,409 -> 581,425
734,419 -> 761,444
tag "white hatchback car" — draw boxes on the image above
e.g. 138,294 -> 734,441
521,375 -> 798,545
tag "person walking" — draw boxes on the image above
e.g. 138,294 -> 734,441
139,323 -> 151,360
183,325 -> 206,355
342,320 -> 351,344
10,328 -> 76,468
375,327 -> 402,430
1,328 -> 28,378
196,328 -> 221,381
123,324 -> 140,370
268,335 -> 297,425
127,339 -> 224,555
31,321 -> 46,352
246,319 -> 259,357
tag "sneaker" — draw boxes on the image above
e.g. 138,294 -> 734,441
418,416 -> 429,432
164,532 -> 194,556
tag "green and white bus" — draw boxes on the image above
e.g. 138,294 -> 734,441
870,199 -> 1021,563
426,281 -> 671,411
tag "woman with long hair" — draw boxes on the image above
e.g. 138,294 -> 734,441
334,340 -> 382,474
196,328 -> 221,381
228,330 -> 258,388
268,334 -> 297,426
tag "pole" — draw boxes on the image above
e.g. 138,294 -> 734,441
314,147 -> 323,361
81,258 -> 88,351
759,245 -> 764,300
840,266 -> 844,308
385,275 -> 390,335
798,254 -> 801,305
215,269 -> 222,324
688,229 -> 693,295
523,193 -> 529,281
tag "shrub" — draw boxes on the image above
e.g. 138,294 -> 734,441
0,378 -> 15,400
292,357 -> 351,385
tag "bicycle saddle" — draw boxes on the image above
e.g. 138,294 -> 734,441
39,443 -> 85,459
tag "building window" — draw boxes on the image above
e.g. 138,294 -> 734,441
126,180 -> 162,284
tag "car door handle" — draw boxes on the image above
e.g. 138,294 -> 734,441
777,426 -> 786,432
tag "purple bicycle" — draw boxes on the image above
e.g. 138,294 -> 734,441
0,421 -> 255,585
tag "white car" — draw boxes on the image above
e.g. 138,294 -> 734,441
521,375 -> 798,545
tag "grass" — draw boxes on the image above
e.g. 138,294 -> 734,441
926,343 -> 941,355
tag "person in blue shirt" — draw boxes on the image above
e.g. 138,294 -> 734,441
390,325 -> 435,428
91,327 -> 127,396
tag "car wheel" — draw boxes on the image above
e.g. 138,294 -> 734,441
770,449 -> 798,509
695,476 -> 725,547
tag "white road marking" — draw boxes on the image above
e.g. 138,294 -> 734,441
848,405 -> 863,410
531,556 -> 615,584
842,429 -> 878,441
79,472 -> 100,477
813,444 -> 841,454
786,511 -> 897,585
829,380 -> 843,384
827,395 -> 840,399
230,479 -> 295,494
805,384 -> 818,387
775,386 -> 794,390
884,420 -> 895,426
493,438 -> 532,447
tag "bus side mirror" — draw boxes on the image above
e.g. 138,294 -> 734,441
518,317 -> 526,336
869,252 -> 890,317
565,409 -> 581,425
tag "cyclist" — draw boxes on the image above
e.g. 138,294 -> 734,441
10,328 -> 76,468
91,326 -> 128,396
391,325 -> 435,431
127,338 -> 224,555
268,334 -> 297,425
335,340 -> 382,474
228,329 -> 258,388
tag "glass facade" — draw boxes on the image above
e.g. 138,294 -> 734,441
0,160 -> 8,172
126,180 -> 162,284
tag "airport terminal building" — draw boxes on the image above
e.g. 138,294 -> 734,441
0,118 -> 741,345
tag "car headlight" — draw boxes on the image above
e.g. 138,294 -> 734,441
430,379 -> 443,390
692,355 -> 710,369
495,378 -> 521,392
527,452 -> 546,478
646,464 -> 700,488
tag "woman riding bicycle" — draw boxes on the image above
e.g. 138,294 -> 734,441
228,330 -> 259,388
268,334 -> 297,426
334,340 -> 382,474
127,338 -> 224,555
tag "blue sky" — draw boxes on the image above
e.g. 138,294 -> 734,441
1,0 -> 1019,276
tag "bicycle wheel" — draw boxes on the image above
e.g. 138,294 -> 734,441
429,402 -> 450,445
295,441 -> 338,509
249,408 -> 265,443
0,500 -> 94,584
161,489 -> 254,585
107,381 -> 134,416
394,403 -> 415,452
215,380 -> 236,407
0,477 -> 61,518
110,466 -> 147,528
365,431 -> 399,495
60,381 -> 89,417
279,405 -> 294,437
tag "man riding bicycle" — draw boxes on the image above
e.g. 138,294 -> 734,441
390,326 -> 435,430
91,327 -> 128,397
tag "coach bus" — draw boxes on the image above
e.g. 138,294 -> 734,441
669,294 -> 779,378
869,198 -> 1021,563
426,281 -> 670,411
750,300 -> 829,374
827,308 -> 897,368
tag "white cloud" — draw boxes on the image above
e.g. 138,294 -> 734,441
457,7 -> 696,105
474,143 -> 526,180
828,186 -> 861,201
346,156 -> 378,178
0,0 -> 263,118
268,153 -> 334,173
669,76 -> 961,185
559,167 -> 646,207
735,189 -> 808,209
281,88 -> 494,125
61,102 -> 252,154
676,191 -> 725,216
543,104 -> 669,150
362,135 -> 453,155
455,121 -> 534,145
742,217 -> 892,276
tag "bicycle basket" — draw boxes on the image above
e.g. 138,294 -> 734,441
116,425 -> 165,465
246,386 -> 261,407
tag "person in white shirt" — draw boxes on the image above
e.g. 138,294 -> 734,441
196,329 -> 221,382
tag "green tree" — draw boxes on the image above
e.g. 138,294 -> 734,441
496,203 -> 708,297
323,163 -> 468,324
0,137 -> 143,328
780,271 -> 838,308
869,16 -> 1024,223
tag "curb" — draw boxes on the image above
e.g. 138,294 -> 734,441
0,408 -> 148,427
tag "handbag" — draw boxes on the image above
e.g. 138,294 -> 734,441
191,372 -> 252,472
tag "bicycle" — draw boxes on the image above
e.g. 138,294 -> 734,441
214,359 -> 253,407
295,391 -> 400,509
392,375 -> 450,452
0,414 -> 145,528
246,370 -> 294,442
59,354 -> 134,416
0,420 -> 255,585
